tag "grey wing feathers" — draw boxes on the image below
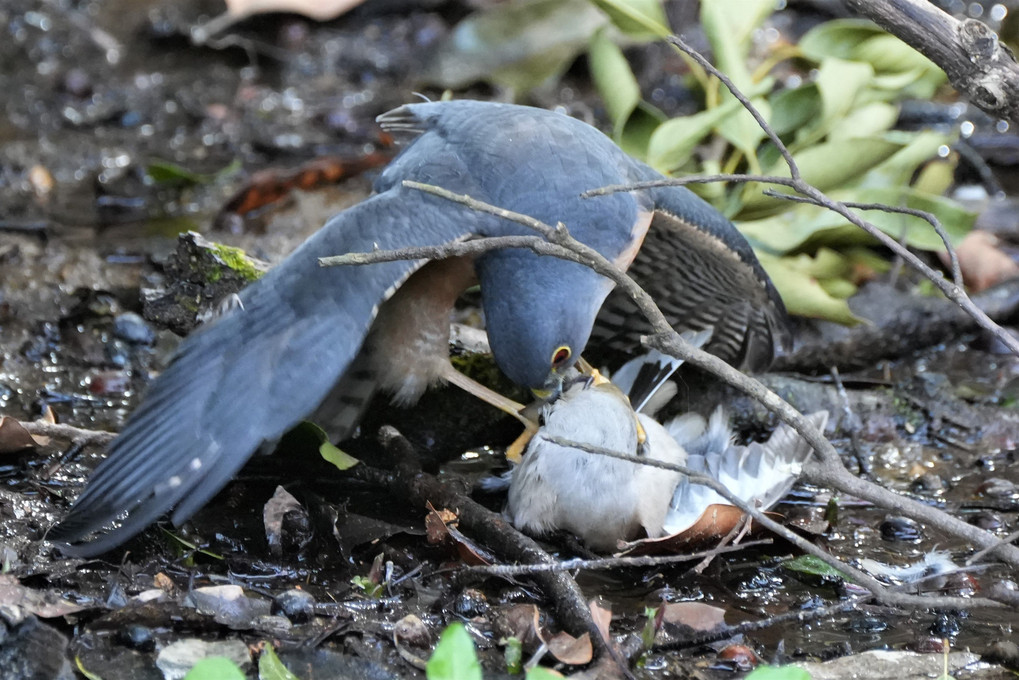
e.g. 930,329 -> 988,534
49,189 -> 490,555
662,409 -> 828,535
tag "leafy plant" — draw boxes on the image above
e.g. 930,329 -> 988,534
424,0 -> 975,324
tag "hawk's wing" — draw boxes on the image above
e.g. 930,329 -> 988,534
49,187 -> 500,555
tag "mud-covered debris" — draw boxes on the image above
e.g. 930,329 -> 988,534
263,485 -> 311,557
272,588 -> 315,623
184,585 -> 272,630
142,231 -> 268,336
0,605 -> 72,680
0,574 -> 85,618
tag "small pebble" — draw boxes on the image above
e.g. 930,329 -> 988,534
968,510 -> 1004,531
393,614 -> 431,647
879,516 -> 924,542
910,472 -> 945,493
451,588 -> 489,619
976,477 -> 1019,499
88,370 -> 130,396
118,624 -> 155,651
113,312 -> 155,345
716,644 -> 759,672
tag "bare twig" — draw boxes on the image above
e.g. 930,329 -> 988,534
759,190 -> 964,289
463,540 -> 771,576
20,420 -> 116,446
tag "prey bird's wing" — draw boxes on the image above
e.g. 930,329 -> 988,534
49,186 -> 500,556
592,185 -> 791,372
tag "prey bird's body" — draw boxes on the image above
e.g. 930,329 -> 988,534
51,100 -> 788,555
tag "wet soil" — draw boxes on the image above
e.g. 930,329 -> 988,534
2,1 -> 1019,679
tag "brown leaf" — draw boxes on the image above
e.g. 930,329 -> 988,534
546,630 -> 593,665
589,599 -> 612,643
617,507 -> 785,556
945,230 -> 1019,292
424,503 -> 458,545
0,416 -> 45,454
660,602 -> 726,632
423,503 -> 492,565
493,603 -> 544,650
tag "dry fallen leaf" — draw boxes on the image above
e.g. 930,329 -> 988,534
660,601 -> 726,632
944,230 -> 1019,292
0,416 -> 46,453
617,505 -> 783,556
423,503 -> 492,565
545,630 -> 593,666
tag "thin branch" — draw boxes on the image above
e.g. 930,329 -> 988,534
463,540 -> 771,576
669,35 -> 800,179
761,190 -> 964,289
20,420 -> 116,446
654,596 -> 867,651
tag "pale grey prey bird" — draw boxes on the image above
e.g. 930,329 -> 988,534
506,342 -> 828,551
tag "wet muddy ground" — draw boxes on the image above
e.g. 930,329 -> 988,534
3,1 -> 1019,678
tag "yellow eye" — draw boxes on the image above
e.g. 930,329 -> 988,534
551,346 -> 571,368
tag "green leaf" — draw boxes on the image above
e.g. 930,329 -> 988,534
589,0 -> 669,40
648,77 -> 772,172
852,34 -> 939,74
503,637 -> 523,675
421,0 -> 605,92
647,96 -> 745,172
859,130 -> 955,188
740,186 -> 973,255
746,665 -> 813,680
811,58 -> 874,140
756,251 -> 861,325
768,84 -> 820,137
588,29 -> 665,158
147,160 -> 208,186
827,102 -> 899,141
298,421 -> 360,470
183,658 -> 247,680
781,555 -> 850,581
798,19 -> 887,63
259,644 -> 300,680
835,187 -> 975,251
589,29 -> 642,136
427,623 -> 483,680
320,441 -> 359,471
701,0 -> 775,91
